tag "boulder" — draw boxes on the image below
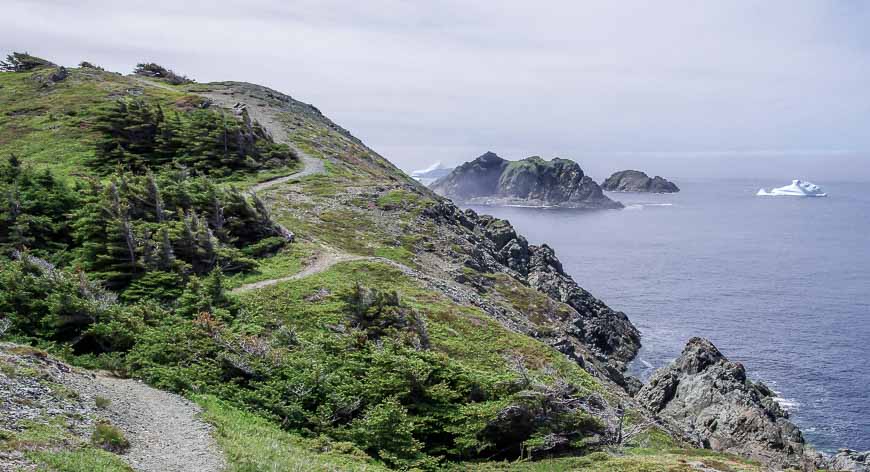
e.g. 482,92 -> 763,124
828,449 -> 870,472
636,337 -> 808,468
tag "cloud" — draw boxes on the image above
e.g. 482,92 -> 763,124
2,0 -> 869,179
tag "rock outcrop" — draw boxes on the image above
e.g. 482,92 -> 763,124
422,199 -> 641,382
431,152 -> 622,209
827,449 -> 870,471
636,337 -> 808,469
601,170 -> 679,193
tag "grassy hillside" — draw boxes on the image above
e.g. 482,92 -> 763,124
0,55 -> 768,471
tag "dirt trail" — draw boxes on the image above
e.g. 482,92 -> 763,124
232,250 -> 365,293
195,87 -> 325,192
68,373 -> 226,472
0,343 -> 225,472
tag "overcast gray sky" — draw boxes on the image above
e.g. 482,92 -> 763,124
3,0 -> 870,181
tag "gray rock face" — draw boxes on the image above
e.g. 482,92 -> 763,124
828,450 -> 870,471
601,170 -> 679,193
422,200 -> 642,381
431,152 -> 622,209
636,337 -> 807,469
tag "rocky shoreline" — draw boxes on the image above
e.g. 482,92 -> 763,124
456,196 -> 623,210
636,337 -> 869,471
430,159 -> 867,470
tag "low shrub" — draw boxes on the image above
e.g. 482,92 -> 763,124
91,421 -> 129,453
95,396 -> 111,409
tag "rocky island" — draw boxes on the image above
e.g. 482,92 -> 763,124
430,152 -> 622,209
602,169 -> 680,193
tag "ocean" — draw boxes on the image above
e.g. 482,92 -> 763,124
468,179 -> 870,452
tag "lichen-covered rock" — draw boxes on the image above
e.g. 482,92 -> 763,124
636,337 -> 808,468
601,170 -> 679,193
431,152 -> 622,209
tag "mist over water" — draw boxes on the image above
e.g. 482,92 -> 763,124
468,179 -> 870,452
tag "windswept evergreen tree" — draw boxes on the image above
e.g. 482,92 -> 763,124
91,98 -> 296,175
70,169 -> 286,293
0,52 -> 54,72
0,155 -> 80,263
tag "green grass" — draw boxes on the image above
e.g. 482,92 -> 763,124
453,449 -> 763,471
218,160 -> 302,189
0,418 -> 70,452
237,260 -> 599,392
0,67 -> 184,176
196,394 -> 388,471
1,417 -> 131,471
278,209 -> 380,256
373,246 -> 416,266
225,243 -> 313,288
376,189 -> 427,211
490,273 -> 576,334
28,449 -> 133,472
0,67 -> 300,191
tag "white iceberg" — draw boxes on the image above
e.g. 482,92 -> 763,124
410,162 -> 453,185
757,180 -> 827,197
411,161 -> 445,177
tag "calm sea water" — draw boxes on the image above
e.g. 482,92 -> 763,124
468,179 -> 870,452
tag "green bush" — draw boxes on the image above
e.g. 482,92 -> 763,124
347,397 -> 428,469
0,155 -> 81,264
91,421 -> 129,453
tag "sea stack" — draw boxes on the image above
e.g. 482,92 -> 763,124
601,170 -> 680,193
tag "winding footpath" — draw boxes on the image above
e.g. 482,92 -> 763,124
65,373 -> 225,472
232,249 -> 365,293
110,77 -> 340,471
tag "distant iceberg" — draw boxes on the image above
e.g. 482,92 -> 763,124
411,162 -> 453,185
757,180 -> 827,197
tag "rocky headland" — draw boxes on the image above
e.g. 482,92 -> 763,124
3,54 -> 867,471
422,199 -> 642,384
634,337 -> 870,471
430,152 -> 622,209
602,169 -> 680,193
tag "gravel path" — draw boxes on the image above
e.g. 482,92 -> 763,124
195,88 -> 325,193
65,372 -> 226,472
1,344 -> 225,472
232,249 -> 364,293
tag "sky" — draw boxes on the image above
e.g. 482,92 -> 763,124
3,0 -> 870,181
